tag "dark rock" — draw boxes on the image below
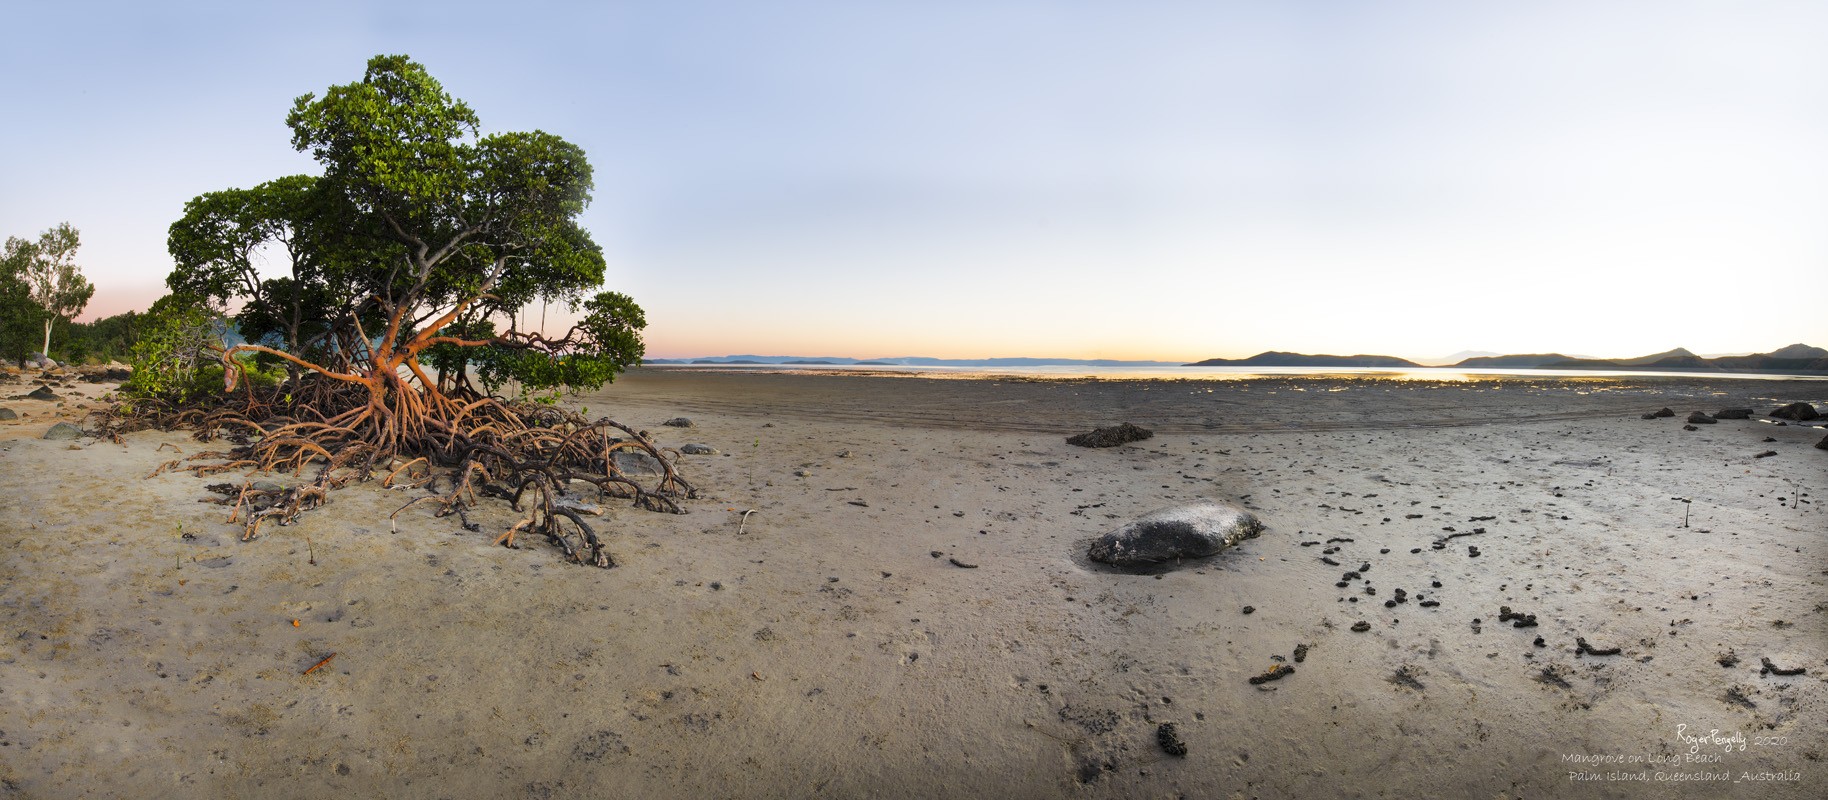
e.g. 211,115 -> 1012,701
1086,503 -> 1261,569
947,558 -> 978,569
1759,657 -> 1805,676
1817,434 -> 1827,451
1248,664 -> 1295,685
1682,424 -> 1698,431
1653,407 -> 1675,417
1350,621 -> 1371,633
679,444 -> 719,455
42,422 -> 82,440
1640,413 -> 1656,420
661,417 -> 695,427
1754,451 -> 1777,459
1714,408 -> 1752,420
0,407 -> 15,420
1686,412 -> 1716,424
1576,637 -> 1621,657
1770,402 -> 1820,421
26,386 -> 57,401
1292,644 -> 1308,663
1156,723 -> 1187,756
1241,605 -> 1255,615
1066,422 -> 1153,448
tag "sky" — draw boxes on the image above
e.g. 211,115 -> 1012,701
3,1 -> 1827,362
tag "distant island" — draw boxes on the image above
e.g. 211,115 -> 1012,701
1184,352 -> 1421,368
648,344 -> 1827,375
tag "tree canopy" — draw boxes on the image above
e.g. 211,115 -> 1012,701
4,222 -> 93,360
171,53 -> 645,398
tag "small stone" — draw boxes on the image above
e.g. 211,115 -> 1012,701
1686,412 -> 1716,424
1350,621 -> 1371,633
1682,424 -> 1698,431
680,444 -> 718,455
1241,605 -> 1255,615
1653,407 -> 1675,417
794,469 -> 812,477
661,417 -> 694,428
836,450 -> 853,458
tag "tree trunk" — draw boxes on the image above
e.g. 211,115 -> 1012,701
40,318 -> 51,360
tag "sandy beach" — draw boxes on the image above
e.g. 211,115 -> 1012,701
1,367 -> 1824,799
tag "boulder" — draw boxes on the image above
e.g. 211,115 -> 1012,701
1653,408 -> 1675,418
1687,412 -> 1716,424
1817,433 -> 1827,451
26,386 -> 57,401
1066,422 -> 1154,448
1714,408 -> 1752,420
1771,402 -> 1821,421
0,407 -> 15,420
661,417 -> 694,428
679,444 -> 719,455
42,422 -> 83,440
1087,503 -> 1262,569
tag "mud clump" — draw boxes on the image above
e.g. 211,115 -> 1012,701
1066,423 -> 1153,448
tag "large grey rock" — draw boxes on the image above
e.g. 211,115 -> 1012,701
0,407 -> 15,420
1088,503 -> 1263,569
1687,412 -> 1716,424
43,422 -> 83,440
1771,402 -> 1821,421
26,386 -> 57,401
612,450 -> 665,476
1817,433 -> 1827,451
1714,408 -> 1752,420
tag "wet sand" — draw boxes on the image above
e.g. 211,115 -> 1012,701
1,367 -> 1824,798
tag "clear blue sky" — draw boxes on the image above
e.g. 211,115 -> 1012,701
4,1 -> 1826,361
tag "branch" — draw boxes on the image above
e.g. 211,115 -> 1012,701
221,344 -> 366,391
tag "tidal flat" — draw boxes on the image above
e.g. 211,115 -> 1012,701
1,368 -> 1823,798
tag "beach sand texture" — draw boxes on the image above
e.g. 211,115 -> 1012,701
1,369 -> 1824,798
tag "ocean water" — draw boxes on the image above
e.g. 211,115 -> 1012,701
648,363 -> 1828,382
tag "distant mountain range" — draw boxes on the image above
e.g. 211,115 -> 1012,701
1182,344 -> 1827,373
646,345 -> 1828,374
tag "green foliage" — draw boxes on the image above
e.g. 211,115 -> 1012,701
166,54 -> 646,397
4,223 -> 93,357
125,295 -> 227,402
472,291 -> 646,396
0,247 -> 41,364
59,310 -> 144,364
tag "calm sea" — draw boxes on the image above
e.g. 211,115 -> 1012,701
648,363 -> 1828,382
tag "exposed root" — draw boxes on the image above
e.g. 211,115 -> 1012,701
102,369 -> 695,568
